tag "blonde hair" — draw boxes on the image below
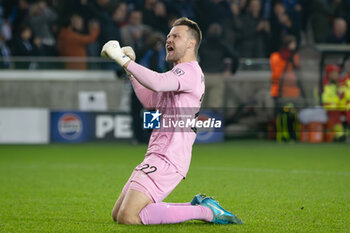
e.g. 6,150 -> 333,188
172,17 -> 202,55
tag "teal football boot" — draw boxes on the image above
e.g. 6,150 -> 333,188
190,193 -> 207,205
200,197 -> 243,224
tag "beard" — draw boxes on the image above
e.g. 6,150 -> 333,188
165,53 -> 177,63
166,47 -> 186,63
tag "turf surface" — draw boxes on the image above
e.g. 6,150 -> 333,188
0,141 -> 349,232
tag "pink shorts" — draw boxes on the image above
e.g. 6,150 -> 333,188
122,154 -> 183,203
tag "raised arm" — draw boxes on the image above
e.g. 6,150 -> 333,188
101,40 -> 193,93
129,73 -> 159,109
119,47 -> 159,108
125,61 -> 180,92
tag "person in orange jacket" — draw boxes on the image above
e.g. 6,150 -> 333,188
270,35 -> 304,113
57,14 -> 100,70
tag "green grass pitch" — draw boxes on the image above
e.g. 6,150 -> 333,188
0,141 -> 349,233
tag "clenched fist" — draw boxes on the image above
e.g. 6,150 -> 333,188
122,46 -> 136,61
101,40 -> 130,67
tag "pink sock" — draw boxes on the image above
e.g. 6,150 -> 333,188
139,202 -> 213,224
161,202 -> 191,206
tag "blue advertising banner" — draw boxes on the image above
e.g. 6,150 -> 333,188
50,111 -> 95,143
195,110 -> 224,143
51,110 -> 220,143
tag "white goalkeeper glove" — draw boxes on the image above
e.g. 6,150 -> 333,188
121,46 -> 136,61
121,46 -> 136,77
101,40 -> 130,67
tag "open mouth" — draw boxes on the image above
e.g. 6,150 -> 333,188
167,46 -> 174,54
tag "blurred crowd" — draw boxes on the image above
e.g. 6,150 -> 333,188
0,0 -> 350,69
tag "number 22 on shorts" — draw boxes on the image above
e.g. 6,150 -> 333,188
140,164 -> 157,174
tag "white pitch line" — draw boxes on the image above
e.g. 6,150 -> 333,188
194,166 -> 350,176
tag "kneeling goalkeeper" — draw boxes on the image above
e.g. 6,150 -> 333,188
101,17 -> 242,225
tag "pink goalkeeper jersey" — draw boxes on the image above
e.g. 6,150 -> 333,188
127,60 -> 205,177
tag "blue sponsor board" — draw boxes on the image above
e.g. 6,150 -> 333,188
195,110 -> 224,144
50,111 -> 94,143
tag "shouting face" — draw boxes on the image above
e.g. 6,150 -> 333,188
165,25 -> 193,64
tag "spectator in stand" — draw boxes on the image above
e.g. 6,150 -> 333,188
62,0 -> 105,26
121,10 -> 152,58
0,30 -> 11,68
0,21 -> 11,43
236,0 -> 270,57
57,14 -> 100,70
99,2 -> 127,47
199,23 -> 239,109
139,33 -> 167,72
0,1 -> 11,43
12,25 -> 38,56
142,0 -> 157,27
0,0 -> 4,17
224,1 -> 240,47
98,2 -> 128,70
261,0 -> 273,19
29,1 -> 57,56
326,18 -> 347,44
11,25 -> 43,69
152,1 -> 169,36
281,0 -> 303,45
233,0 -> 272,18
0,0 -> 4,21
70,0 -> 112,58
308,0 -> 341,43
196,0 -> 232,33
7,0 -> 29,37
225,0 -> 270,49
112,1 -> 128,28
0,0 -> 11,68
270,1 -> 297,52
92,0 -> 112,52
68,0 -> 109,22
331,0 -> 350,19
166,0 -> 196,20
259,0 -> 272,46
